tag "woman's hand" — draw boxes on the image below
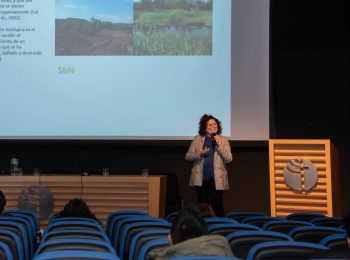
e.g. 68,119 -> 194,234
214,135 -> 222,145
200,147 -> 210,157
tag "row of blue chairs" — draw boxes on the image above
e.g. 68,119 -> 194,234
0,209 -> 40,260
33,216 -> 119,259
105,210 -> 171,260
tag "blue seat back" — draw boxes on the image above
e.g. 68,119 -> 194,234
208,223 -> 260,236
129,229 -> 169,260
33,250 -> 119,260
246,241 -> 328,260
226,230 -> 292,259
138,237 -> 168,260
288,226 -> 345,243
225,212 -> 266,223
0,240 -> 14,260
118,221 -> 171,258
0,229 -> 24,260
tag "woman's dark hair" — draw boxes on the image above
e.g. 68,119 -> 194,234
198,203 -> 216,218
170,206 -> 208,244
0,191 -> 6,213
59,198 -> 98,221
198,114 -> 222,136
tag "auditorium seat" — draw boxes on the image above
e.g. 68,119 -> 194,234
108,215 -> 157,245
246,241 -> 329,260
0,229 -> 24,260
225,212 -> 267,223
33,250 -> 119,260
112,216 -> 167,251
165,211 -> 178,223
288,226 -> 345,243
5,209 -> 40,237
43,220 -> 105,237
34,238 -> 116,257
0,215 -> 35,258
106,210 -> 149,237
137,237 -> 168,260
310,217 -> 344,228
285,212 -> 326,222
129,229 -> 169,260
241,216 -> 281,228
41,229 -> 110,243
262,219 -> 314,234
204,217 -> 238,226
0,220 -> 30,260
226,230 -> 292,259
0,240 -> 14,260
208,223 -> 260,236
319,233 -> 348,249
118,221 -> 171,259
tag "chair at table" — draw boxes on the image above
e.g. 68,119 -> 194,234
226,230 -> 292,259
246,241 -> 329,260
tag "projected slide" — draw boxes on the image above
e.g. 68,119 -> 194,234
0,0 -> 230,139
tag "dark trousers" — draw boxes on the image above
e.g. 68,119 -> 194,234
195,179 -> 225,217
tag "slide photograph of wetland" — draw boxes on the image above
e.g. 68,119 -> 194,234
133,0 -> 212,55
55,0 -> 212,56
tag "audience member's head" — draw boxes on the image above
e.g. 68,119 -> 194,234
198,203 -> 216,218
169,206 -> 208,245
59,198 -> 98,221
343,211 -> 350,247
0,191 -> 6,214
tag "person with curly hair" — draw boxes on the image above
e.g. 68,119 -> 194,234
185,114 -> 232,217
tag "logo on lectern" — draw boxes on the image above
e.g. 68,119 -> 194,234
283,159 -> 318,192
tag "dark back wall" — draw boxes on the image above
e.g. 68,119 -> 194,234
0,0 -> 349,215
0,140 -> 270,215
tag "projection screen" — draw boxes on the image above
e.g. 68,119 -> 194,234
0,0 -> 269,140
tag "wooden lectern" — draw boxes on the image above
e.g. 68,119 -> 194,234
269,139 -> 341,217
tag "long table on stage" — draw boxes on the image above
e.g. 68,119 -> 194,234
0,175 -> 167,227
